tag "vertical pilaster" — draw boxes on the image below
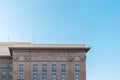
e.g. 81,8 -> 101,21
68,61 -> 74,80
25,62 -> 31,80
80,61 -> 86,80
13,61 -> 18,80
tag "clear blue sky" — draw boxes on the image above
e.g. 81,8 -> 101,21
0,0 -> 120,80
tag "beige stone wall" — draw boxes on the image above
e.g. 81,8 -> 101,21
11,49 -> 88,80
0,42 -> 89,80
13,61 -> 18,80
25,62 -> 30,80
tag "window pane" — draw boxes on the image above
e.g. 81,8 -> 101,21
33,64 -> 37,71
33,74 -> 37,80
19,64 -> 24,71
18,73 -> 24,79
75,64 -> 80,71
2,64 -> 6,68
9,71 -> 13,76
61,64 -> 66,71
75,73 -> 80,80
61,74 -> 66,80
10,64 -> 13,68
52,74 -> 57,80
43,64 -> 47,71
52,64 -> 56,71
2,71 -> 6,77
43,74 -> 47,80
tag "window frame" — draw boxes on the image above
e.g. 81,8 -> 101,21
33,73 -> 37,80
9,64 -> 13,68
2,63 -> 6,69
42,73 -> 47,80
18,73 -> 24,80
42,64 -> 47,72
52,64 -> 56,71
61,73 -> 66,80
33,64 -> 37,71
2,71 -> 6,77
74,73 -> 80,80
52,74 -> 57,80
9,71 -> 13,77
75,64 -> 80,71
19,64 -> 24,71
61,64 -> 66,72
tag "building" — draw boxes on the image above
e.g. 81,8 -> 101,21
0,42 -> 90,80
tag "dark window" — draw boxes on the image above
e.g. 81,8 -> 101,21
18,73 -> 24,80
43,64 -> 47,71
2,71 -> 6,77
42,74 -> 47,80
33,73 -> 37,80
2,64 -> 6,68
74,73 -> 80,80
61,64 -> 66,72
52,74 -> 57,80
61,73 -> 66,80
33,64 -> 37,71
19,64 -> 24,71
9,64 -> 13,68
9,71 -> 13,77
75,64 -> 80,71
52,64 -> 56,71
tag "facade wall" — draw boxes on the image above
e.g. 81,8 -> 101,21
11,49 -> 87,80
0,43 -> 89,80
0,57 -> 12,80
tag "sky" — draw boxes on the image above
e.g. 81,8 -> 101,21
0,0 -> 120,80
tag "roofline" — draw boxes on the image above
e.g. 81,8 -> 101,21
0,55 -> 11,57
9,47 -> 90,56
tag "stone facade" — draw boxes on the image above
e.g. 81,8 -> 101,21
0,42 -> 90,80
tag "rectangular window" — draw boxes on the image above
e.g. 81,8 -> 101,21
74,73 -> 80,80
18,73 -> 24,80
42,74 -> 47,80
33,73 -> 37,80
2,64 -> 6,68
9,64 -> 13,68
33,64 -> 37,71
61,64 -> 66,72
75,64 -> 80,71
43,64 -> 47,71
61,73 -> 66,80
9,71 -> 13,77
52,64 -> 56,71
19,64 -> 24,71
2,71 -> 6,77
52,74 -> 57,80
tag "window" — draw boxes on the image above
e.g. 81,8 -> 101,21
52,74 -> 57,80
33,64 -> 37,71
33,74 -> 37,80
9,64 -> 13,68
61,64 -> 66,72
52,64 -> 56,71
61,73 -> 66,80
18,73 -> 24,80
2,71 -> 6,77
74,73 -> 80,80
42,74 -> 47,80
9,71 -> 13,77
43,64 -> 47,71
75,64 -> 80,71
2,64 -> 6,68
19,64 -> 24,71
